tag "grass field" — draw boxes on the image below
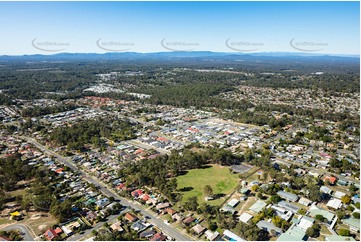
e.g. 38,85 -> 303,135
0,218 -> 12,226
6,188 -> 28,198
176,164 -> 239,206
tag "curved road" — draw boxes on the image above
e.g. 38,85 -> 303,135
20,136 -> 193,241
2,224 -> 34,241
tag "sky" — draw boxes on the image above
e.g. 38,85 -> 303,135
0,1 -> 359,55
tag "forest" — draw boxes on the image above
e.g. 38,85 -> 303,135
48,117 -> 136,150
0,54 -> 359,102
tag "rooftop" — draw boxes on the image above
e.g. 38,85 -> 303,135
249,200 -> 267,213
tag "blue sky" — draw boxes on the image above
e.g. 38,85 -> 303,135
0,1 -> 359,55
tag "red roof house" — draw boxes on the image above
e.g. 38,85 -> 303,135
324,176 -> 337,185
131,189 -> 144,197
125,213 -> 138,223
44,228 -> 62,241
150,233 -> 167,241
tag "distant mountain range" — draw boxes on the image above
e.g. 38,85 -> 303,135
0,51 -> 359,59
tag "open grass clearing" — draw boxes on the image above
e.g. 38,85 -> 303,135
176,164 -> 239,206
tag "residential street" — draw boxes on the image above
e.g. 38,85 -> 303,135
20,136 -> 193,241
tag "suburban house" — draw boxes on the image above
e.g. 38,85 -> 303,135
204,230 -> 220,241
223,230 -> 245,241
172,213 -> 183,221
131,220 -> 149,232
249,200 -> 267,213
150,233 -> 167,241
239,212 -> 253,224
278,201 -> 300,214
182,216 -> 196,226
320,186 -> 333,195
110,221 -> 124,232
125,213 -> 138,223
296,216 -> 314,231
256,220 -> 282,236
139,230 -> 155,239
277,191 -> 299,202
44,228 -> 62,241
342,218 -> 360,233
323,176 -> 337,185
131,189 -> 143,198
326,198 -> 342,210
277,224 -> 306,241
192,224 -> 206,235
325,235 -> 356,241
165,208 -> 177,215
333,191 -> 346,199
308,205 -> 335,223
156,203 -> 170,210
298,197 -> 312,206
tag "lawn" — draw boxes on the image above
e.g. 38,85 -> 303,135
0,218 -> 12,226
176,164 -> 239,206
6,188 -> 28,198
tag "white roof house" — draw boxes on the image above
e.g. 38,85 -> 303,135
320,186 -> 333,195
297,216 -> 314,231
327,199 -> 342,210
277,191 -> 299,202
228,198 -> 240,208
239,212 -> 253,224
223,230 -> 246,241
249,200 -> 267,213
333,191 -> 346,199
298,197 -> 312,206
204,230 -> 220,241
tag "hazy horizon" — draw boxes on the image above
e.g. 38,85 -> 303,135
0,1 -> 359,55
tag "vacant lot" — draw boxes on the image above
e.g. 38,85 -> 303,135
176,164 -> 239,206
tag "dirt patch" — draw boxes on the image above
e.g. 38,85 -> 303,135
30,214 -> 42,220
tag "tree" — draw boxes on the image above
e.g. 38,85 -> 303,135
270,195 -> 281,204
338,228 -> 350,236
272,216 -> 283,227
298,208 -> 307,215
341,195 -> 351,205
355,202 -> 360,209
315,214 -> 326,222
347,205 -> 355,212
251,185 -> 259,192
184,196 -> 199,211
306,223 -> 320,238
209,221 -> 218,231
203,185 -> 213,197
336,210 -> 347,220
353,212 -> 360,219
0,230 -> 23,241
307,185 -> 322,202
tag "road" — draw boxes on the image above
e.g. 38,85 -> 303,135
2,224 -> 34,241
20,136 -> 193,241
124,139 -> 171,155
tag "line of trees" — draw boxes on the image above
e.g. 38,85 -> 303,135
48,117 -> 136,150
